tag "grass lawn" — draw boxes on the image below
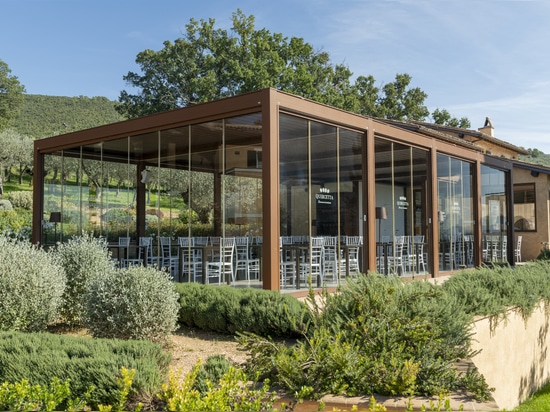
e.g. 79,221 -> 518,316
515,382 -> 550,410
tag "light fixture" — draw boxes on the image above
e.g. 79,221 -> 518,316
49,212 -> 61,243
376,206 -> 387,244
141,169 -> 152,184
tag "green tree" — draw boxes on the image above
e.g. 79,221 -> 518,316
431,108 -> 471,128
117,10 -> 446,124
0,59 -> 26,131
0,129 -> 34,191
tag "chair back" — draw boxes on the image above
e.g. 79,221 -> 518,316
118,237 -> 131,246
160,236 -> 173,258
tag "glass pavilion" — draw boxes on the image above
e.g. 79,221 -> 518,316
32,89 -> 513,293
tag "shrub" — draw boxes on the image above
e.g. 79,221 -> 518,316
0,331 -> 170,409
537,248 -> 550,261
0,209 -> 32,240
86,266 -> 180,342
6,191 -> 33,210
193,355 -> 232,394
442,261 -> 550,320
53,234 -> 116,326
239,274 -> 491,401
157,363 -> 275,412
0,199 -> 13,210
0,235 -> 65,332
176,283 -> 309,337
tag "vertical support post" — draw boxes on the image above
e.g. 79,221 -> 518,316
261,89 -> 279,290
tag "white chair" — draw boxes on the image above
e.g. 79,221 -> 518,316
343,235 -> 362,276
178,237 -> 202,282
388,236 -> 406,275
235,237 -> 260,282
300,237 -> 324,286
160,236 -> 179,279
138,236 -> 156,266
407,235 -> 426,273
322,236 -> 341,281
279,237 -> 296,288
515,235 -> 523,262
206,237 -> 235,285
118,237 -> 141,268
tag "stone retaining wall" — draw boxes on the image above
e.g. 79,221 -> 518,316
471,302 -> 550,410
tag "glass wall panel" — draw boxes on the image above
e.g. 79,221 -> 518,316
339,128 -> 364,279
100,137 -> 135,242
280,114 -> 309,239
375,138 -> 429,276
481,165 -> 509,264
437,155 -> 474,271
42,151 -> 64,246
279,113 -> 365,289
80,143 -> 103,240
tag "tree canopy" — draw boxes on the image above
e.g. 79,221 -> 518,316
0,59 -> 26,131
117,10 -> 455,124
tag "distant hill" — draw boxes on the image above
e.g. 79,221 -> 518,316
518,149 -> 550,168
12,94 -> 124,139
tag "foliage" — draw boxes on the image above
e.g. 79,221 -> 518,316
441,261 -> 550,321
518,148 -> 550,167
0,209 -> 32,239
0,331 -> 169,409
117,10 -> 454,125
0,59 -> 26,131
175,282 -> 310,337
431,108 -> 471,129
239,274 -> 492,401
157,363 -> 275,412
0,376 -> 91,412
12,94 -> 123,139
536,248 -> 550,261
86,265 -> 180,342
0,199 -> 13,210
102,207 -> 135,224
0,129 -> 34,185
0,235 -> 65,331
53,234 -> 116,326
192,355 -> 232,395
6,190 -> 33,209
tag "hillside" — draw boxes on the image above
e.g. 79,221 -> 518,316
12,94 -> 124,139
518,149 -> 550,168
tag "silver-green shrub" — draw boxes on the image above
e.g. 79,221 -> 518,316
86,266 -> 179,342
0,235 -> 66,331
6,191 -> 33,210
53,234 -> 115,326
0,200 -> 13,211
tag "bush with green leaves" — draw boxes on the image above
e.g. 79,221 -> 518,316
158,363 -> 275,412
239,274 -> 492,401
6,191 -> 33,210
176,283 -> 310,337
0,210 -> 28,233
0,235 -> 65,332
0,199 -> 13,210
86,266 -> 180,342
192,355 -> 232,394
53,234 -> 116,326
441,261 -> 550,320
0,331 -> 170,409
537,248 -> 550,261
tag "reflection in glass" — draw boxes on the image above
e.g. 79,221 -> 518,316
375,138 -> 429,276
437,155 -> 474,271
481,165 -> 508,264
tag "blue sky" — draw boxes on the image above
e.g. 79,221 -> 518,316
2,0 -> 550,153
